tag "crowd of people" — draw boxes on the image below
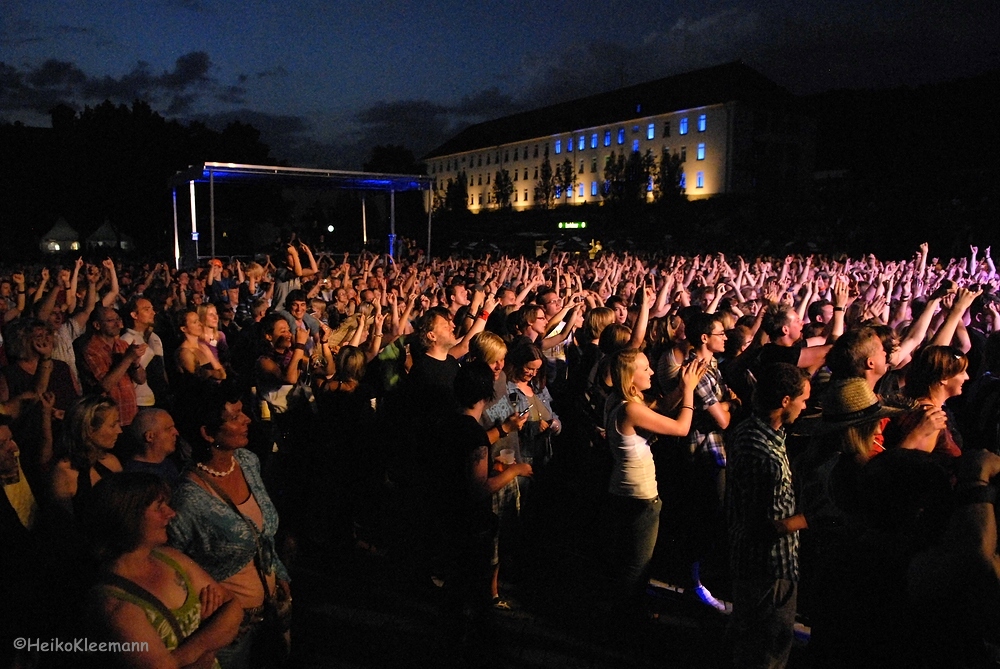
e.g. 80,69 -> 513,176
2,237 -> 999,668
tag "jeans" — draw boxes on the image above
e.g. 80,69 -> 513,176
731,577 -> 798,669
604,494 -> 662,611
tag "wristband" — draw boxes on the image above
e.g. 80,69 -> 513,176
479,310 -> 489,321
954,483 -> 995,507
681,405 -> 695,411
292,343 -> 306,352
833,306 -> 844,312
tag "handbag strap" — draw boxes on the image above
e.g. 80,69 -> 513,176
190,466 -> 274,601
100,570 -> 186,643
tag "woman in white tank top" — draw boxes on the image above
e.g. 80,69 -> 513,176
602,348 -> 705,616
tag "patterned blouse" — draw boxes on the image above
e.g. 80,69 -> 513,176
167,449 -> 290,585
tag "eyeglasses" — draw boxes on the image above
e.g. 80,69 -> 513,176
709,331 -> 726,337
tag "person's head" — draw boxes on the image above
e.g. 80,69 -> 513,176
807,299 -> 834,326
752,363 -> 810,424
177,308 -> 203,341
496,286 -> 517,307
4,318 -> 51,362
813,377 -> 903,463
536,287 -> 563,317
687,312 -> 726,352
285,289 -> 309,321
609,348 -> 652,403
417,306 -> 457,351
86,472 -> 173,561
197,303 -> 219,331
905,346 -> 969,400
62,395 -> 121,469
598,323 -> 632,355
826,326 -> 888,382
606,295 -> 629,325
582,307 -> 615,342
244,262 -> 265,282
128,297 -> 156,332
128,409 -> 178,462
185,385 -> 250,463
333,345 -> 367,384
762,304 -> 800,343
469,331 -> 507,379
453,361 -> 496,410
445,282 -> 469,308
91,306 -> 123,338
723,325 -> 753,358
261,312 -> 292,351
505,343 -> 545,387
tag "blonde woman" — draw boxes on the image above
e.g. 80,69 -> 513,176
602,348 -> 704,615
50,395 -> 124,517
197,303 -> 229,366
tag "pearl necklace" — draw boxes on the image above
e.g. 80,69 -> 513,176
196,456 -> 236,477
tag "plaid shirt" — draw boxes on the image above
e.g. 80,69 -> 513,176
684,352 -> 728,467
726,414 -> 799,581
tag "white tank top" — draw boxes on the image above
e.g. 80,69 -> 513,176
606,401 -> 658,500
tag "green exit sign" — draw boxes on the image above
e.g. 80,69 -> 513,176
557,221 -> 587,229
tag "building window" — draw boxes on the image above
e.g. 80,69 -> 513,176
555,140 -> 561,154
580,160 -> 585,174
578,135 -> 585,151
632,125 -> 639,134
680,146 -> 687,162
663,121 -> 671,138
523,189 -> 528,202
647,123 -> 655,140
477,175 -> 482,185
514,191 -> 518,202
632,139 -> 640,152
591,133 -> 598,149
604,130 -> 611,147
533,168 -> 538,179
696,171 -> 704,188
513,171 -> 518,182
476,194 -> 481,204
523,169 -> 528,180
679,117 -> 688,135
567,136 -> 573,152
591,181 -> 598,196
680,173 -> 686,188
446,161 -> 451,171
504,151 -> 509,162
534,145 -> 539,158
697,143 -> 705,160
647,176 -> 653,192
477,156 -> 482,166
698,114 -> 707,132
591,158 -> 597,173
486,173 -> 490,184
555,186 -> 562,198
485,155 -> 490,166
578,183 -> 584,198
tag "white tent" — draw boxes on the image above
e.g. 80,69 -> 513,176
39,218 -> 81,254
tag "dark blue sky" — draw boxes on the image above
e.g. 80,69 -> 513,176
3,0 -> 997,168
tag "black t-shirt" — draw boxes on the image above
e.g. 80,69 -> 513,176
407,354 -> 460,418
435,413 -> 493,534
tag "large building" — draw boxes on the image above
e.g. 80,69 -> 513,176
424,61 -> 814,212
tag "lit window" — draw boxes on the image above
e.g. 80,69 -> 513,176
555,186 -> 562,198
697,143 -> 705,160
647,177 -> 653,192
632,139 -> 640,152
591,133 -> 598,149
680,173 -> 686,188
567,137 -> 573,152
617,128 -> 625,144
578,136 -> 585,151
647,124 -> 655,140
555,140 -> 561,154
698,114 -> 707,132
696,171 -> 704,188
578,183 -> 584,197
604,130 -> 611,147
679,117 -> 688,135
591,181 -> 598,196
632,125 -> 639,134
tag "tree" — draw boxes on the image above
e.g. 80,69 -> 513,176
444,171 -> 469,214
492,168 -> 514,209
603,150 -> 655,205
533,158 -> 556,209
601,152 -> 626,202
554,159 -> 576,204
656,148 -> 686,201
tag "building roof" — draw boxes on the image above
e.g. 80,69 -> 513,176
424,61 -> 793,159
40,218 -> 79,241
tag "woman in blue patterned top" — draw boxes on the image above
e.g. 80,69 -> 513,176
168,387 -> 290,669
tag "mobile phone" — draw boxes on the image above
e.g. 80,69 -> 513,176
508,392 -> 517,404
519,407 -> 531,417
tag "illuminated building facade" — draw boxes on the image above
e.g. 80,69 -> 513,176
424,62 -> 814,212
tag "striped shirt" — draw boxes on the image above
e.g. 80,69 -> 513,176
726,414 -> 799,581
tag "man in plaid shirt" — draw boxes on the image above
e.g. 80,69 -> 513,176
727,363 -> 810,669
682,312 -> 738,610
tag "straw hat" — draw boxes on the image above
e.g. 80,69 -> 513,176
797,377 -> 905,434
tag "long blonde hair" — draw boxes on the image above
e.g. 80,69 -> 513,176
609,348 -> 645,404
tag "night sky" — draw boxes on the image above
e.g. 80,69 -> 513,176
3,0 -> 997,168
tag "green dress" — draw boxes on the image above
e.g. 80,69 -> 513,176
100,550 -> 219,668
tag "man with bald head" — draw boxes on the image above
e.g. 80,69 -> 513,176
121,408 -> 182,485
